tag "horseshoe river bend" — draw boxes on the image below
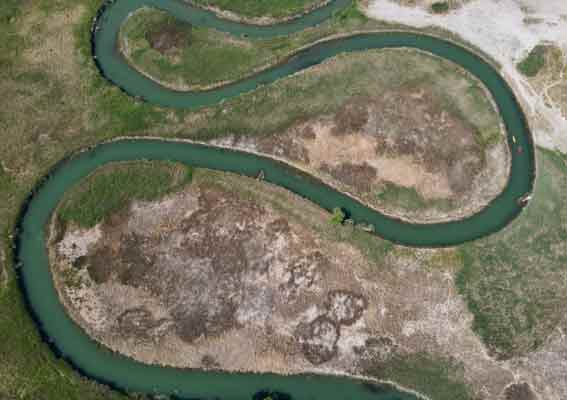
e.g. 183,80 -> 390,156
16,0 -> 535,399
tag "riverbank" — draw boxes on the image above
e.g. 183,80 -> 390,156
187,0 -> 331,26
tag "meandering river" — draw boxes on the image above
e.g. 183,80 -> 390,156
17,0 -> 535,398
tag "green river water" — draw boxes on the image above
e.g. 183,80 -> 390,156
16,0 -> 535,398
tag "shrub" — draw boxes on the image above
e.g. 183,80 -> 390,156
517,45 -> 546,77
431,2 -> 450,13
330,207 -> 346,225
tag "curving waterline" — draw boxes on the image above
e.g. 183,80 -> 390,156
16,0 -> 536,398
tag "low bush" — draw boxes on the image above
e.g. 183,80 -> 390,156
431,2 -> 450,13
517,45 -> 546,77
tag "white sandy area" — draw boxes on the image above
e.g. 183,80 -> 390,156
365,0 -> 567,151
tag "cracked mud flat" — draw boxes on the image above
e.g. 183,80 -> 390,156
50,171 -> 551,399
213,89 -> 510,224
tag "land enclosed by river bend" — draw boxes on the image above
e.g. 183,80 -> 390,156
2,0 -> 566,400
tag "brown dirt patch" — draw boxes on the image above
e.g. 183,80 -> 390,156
147,23 -> 190,54
256,132 -> 310,164
117,307 -> 165,339
320,162 -> 377,193
332,99 -> 370,135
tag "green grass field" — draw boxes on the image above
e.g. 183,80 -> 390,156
121,7 -> 278,88
457,148 -> 567,359
59,161 -> 193,228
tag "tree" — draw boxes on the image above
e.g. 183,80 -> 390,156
330,207 -> 346,225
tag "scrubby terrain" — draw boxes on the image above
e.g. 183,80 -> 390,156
519,44 -> 567,120
48,160 -> 566,400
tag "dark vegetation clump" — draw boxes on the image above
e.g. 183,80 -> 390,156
503,382 -> 537,400
201,354 -> 220,369
146,19 -> 192,54
517,45 -> 547,77
330,207 -> 346,225
431,2 -> 450,13
297,316 -> 340,364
